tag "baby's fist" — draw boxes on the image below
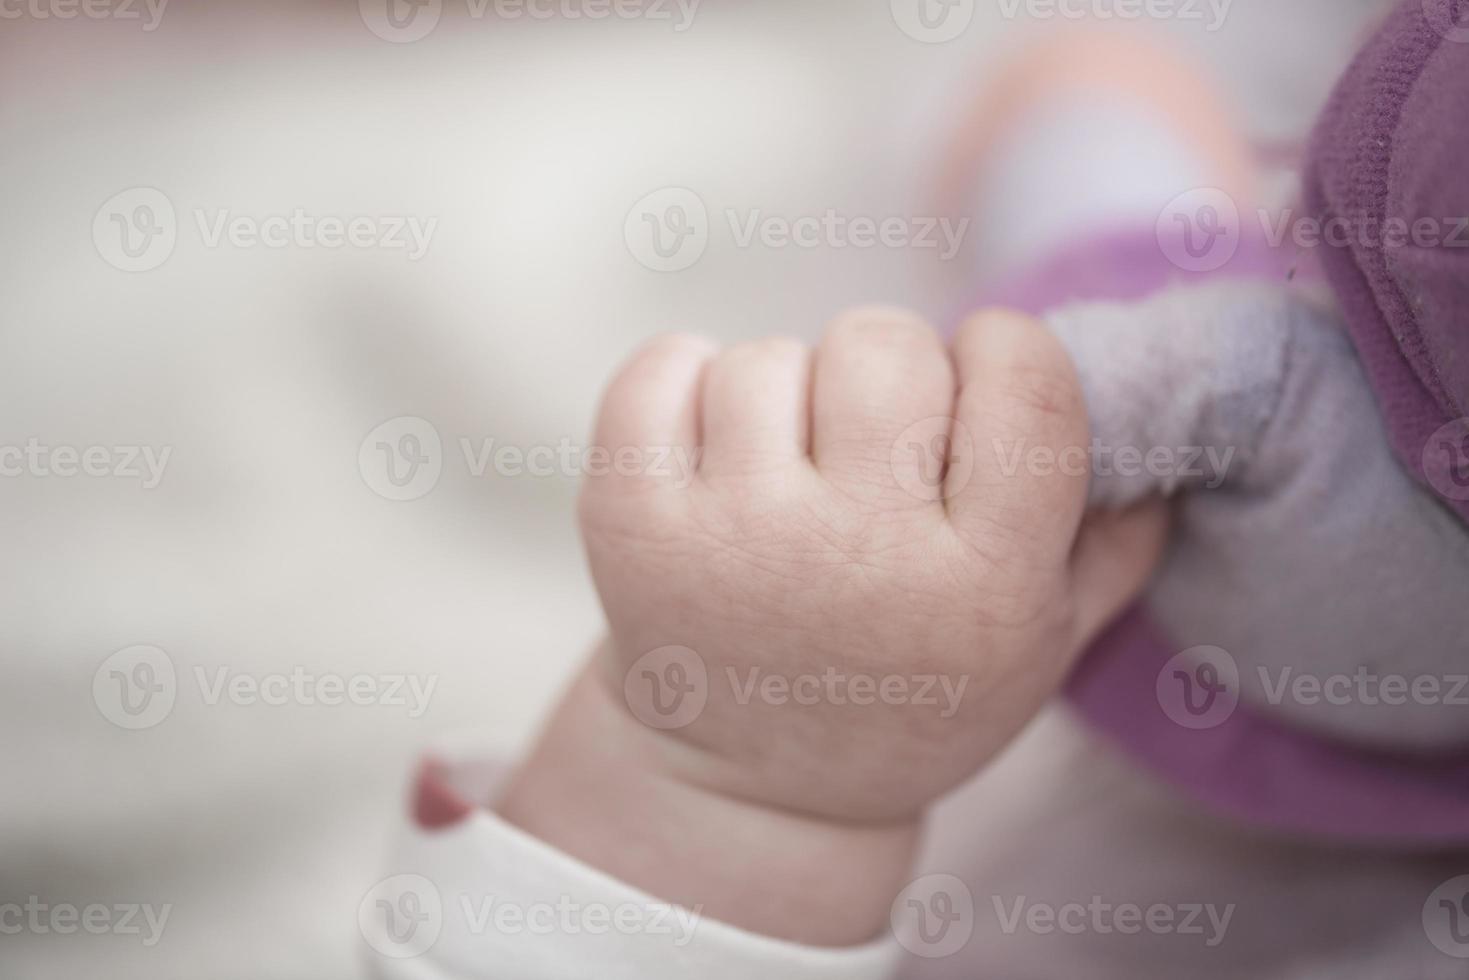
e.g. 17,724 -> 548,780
580,307 -> 1163,823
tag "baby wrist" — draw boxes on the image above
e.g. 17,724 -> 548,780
499,653 -> 920,947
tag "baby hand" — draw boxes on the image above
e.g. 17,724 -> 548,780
502,307 -> 1164,945
579,307 -> 1163,822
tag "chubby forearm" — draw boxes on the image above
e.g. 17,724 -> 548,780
498,652 -> 920,948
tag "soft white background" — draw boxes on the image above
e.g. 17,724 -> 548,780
0,1 -> 1393,976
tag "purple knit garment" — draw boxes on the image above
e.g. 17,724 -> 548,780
1304,0 -> 1469,522
955,0 -> 1469,842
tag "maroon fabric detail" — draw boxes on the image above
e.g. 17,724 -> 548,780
1304,0 -> 1469,521
412,757 -> 474,830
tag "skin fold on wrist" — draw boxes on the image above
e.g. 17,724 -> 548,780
498,650 -> 921,948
